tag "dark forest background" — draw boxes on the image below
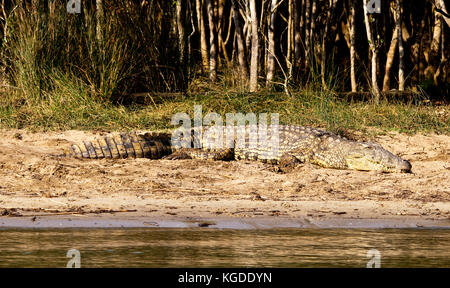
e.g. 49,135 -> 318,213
0,0 -> 448,101
0,1 -> 448,133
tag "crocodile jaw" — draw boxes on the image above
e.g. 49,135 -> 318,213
344,143 -> 412,173
346,156 -> 412,173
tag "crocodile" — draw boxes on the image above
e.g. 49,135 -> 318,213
62,125 -> 412,173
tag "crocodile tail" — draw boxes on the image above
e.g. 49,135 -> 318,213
65,132 -> 173,159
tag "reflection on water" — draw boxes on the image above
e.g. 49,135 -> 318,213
0,228 -> 448,267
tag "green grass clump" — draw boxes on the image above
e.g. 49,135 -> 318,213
1,83 -> 448,135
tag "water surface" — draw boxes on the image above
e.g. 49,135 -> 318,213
0,228 -> 448,267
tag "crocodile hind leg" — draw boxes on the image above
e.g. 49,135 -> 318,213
164,148 -> 234,161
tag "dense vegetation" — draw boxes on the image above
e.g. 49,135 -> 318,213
0,0 -> 448,133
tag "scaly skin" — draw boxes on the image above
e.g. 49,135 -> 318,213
63,125 -> 412,173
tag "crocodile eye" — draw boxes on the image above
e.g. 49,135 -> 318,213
351,152 -> 364,158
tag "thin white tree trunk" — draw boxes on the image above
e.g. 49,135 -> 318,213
350,0 -> 357,92
96,0 -> 103,46
397,0 -> 404,91
249,0 -> 259,92
287,0 -> 293,78
434,0 -> 446,84
428,0 -> 443,84
363,0 -> 380,102
245,3 -> 252,56
430,0 -> 442,58
266,0 -> 278,86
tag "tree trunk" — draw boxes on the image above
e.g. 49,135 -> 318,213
300,0 -> 305,42
397,0 -> 404,91
304,0 -> 311,69
287,0 -> 294,78
176,0 -> 187,66
426,0 -> 443,82
266,0 -> 278,86
196,0 -> 209,72
249,0 -> 259,92
433,0 -> 447,85
350,0 -> 357,92
382,0 -> 399,92
206,0 -> 217,82
231,0 -> 249,78
96,0 -> 103,46
311,0 -> 317,61
363,0 -> 380,103
264,10 -> 269,75
245,3 -> 252,56
430,0 -> 443,58
382,25 -> 398,91
293,0 -> 302,75
187,0 -> 196,67
217,0 -> 229,65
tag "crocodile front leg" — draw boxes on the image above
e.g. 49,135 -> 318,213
279,153 -> 302,172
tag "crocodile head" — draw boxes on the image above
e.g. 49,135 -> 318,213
344,142 -> 412,173
311,138 -> 412,173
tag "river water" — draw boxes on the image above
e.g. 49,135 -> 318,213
0,228 -> 448,267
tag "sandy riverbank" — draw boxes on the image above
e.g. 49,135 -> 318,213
0,129 -> 448,228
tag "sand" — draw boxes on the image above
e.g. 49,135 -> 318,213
0,128 -> 448,228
